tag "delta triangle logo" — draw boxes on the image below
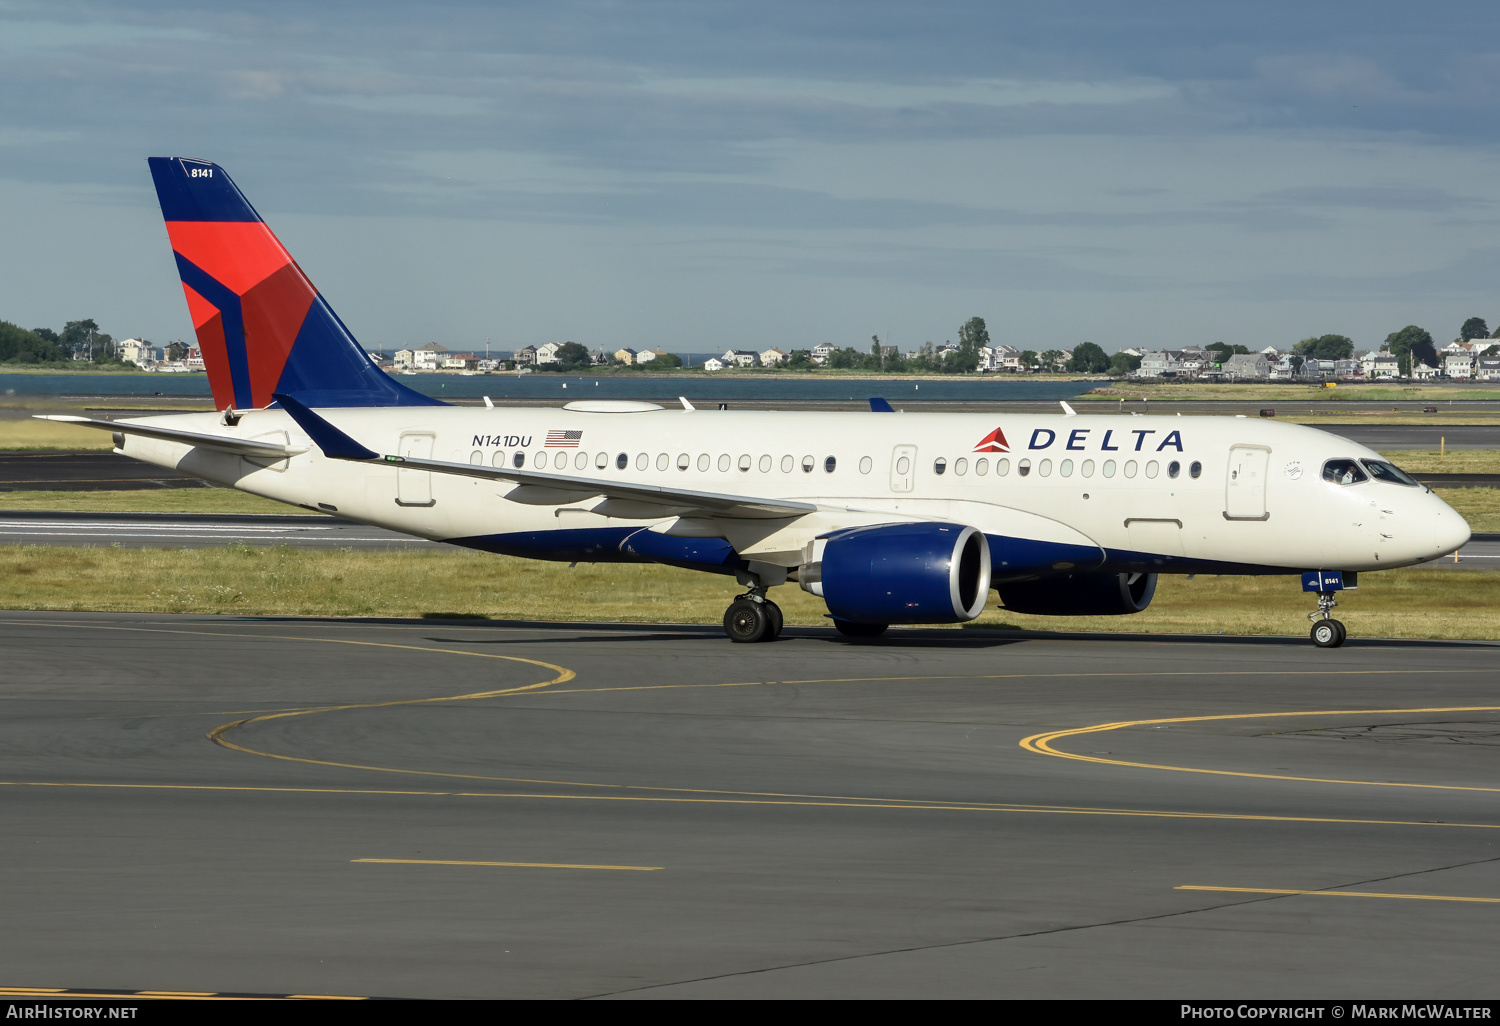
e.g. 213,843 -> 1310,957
972,426 -> 1009,453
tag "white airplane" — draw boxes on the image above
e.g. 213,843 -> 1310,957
41,158 -> 1472,648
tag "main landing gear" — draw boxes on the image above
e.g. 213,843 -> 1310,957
1308,591 -> 1347,649
724,588 -> 783,644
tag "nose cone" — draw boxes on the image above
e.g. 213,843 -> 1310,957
1433,501 -> 1472,556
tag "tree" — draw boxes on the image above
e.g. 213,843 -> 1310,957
1384,325 -> 1436,376
826,347 -> 862,370
1038,349 -> 1064,372
957,317 -> 990,351
0,320 -> 65,363
547,341 -> 592,371
1108,351 -> 1142,377
1481,344 -> 1500,357
1019,350 -> 1039,371
1068,341 -> 1110,373
786,349 -> 813,369
1293,334 -> 1354,361
1461,317 -> 1489,342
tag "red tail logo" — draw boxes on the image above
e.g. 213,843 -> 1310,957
973,427 -> 1009,453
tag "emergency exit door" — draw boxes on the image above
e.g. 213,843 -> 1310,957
890,445 -> 917,492
1225,445 -> 1270,520
396,432 -> 436,507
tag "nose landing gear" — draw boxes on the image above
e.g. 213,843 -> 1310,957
1308,591 -> 1346,648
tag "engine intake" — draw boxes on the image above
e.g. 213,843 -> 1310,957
997,571 -> 1157,616
800,522 -> 991,624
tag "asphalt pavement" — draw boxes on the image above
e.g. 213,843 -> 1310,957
1,611 -> 1497,998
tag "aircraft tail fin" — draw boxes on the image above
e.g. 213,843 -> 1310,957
147,157 -> 443,411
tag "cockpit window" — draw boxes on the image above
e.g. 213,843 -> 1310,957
1362,459 -> 1420,487
1322,459 -> 1368,486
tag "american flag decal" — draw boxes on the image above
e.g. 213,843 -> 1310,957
545,429 -> 583,447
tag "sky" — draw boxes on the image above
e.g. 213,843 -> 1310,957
3,1 -> 1499,356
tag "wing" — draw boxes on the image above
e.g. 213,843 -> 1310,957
274,394 -> 818,520
34,414 -> 307,458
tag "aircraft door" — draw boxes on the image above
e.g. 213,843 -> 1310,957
1224,445 -> 1270,520
396,431 -> 436,507
890,445 -> 916,492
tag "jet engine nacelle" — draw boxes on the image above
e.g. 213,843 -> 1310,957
800,522 -> 991,624
997,571 -> 1157,616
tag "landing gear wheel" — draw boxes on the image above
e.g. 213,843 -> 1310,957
1310,619 -> 1346,648
833,619 -> 888,639
764,600 -> 783,641
724,598 -> 770,643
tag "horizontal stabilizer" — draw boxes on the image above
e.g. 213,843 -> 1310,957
34,415 -> 306,458
869,398 -> 895,413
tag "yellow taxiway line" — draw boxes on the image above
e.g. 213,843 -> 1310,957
1179,885 -> 1500,904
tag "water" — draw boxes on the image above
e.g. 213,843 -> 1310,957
1,372 -> 1095,403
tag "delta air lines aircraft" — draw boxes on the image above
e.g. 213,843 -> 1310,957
40,158 -> 1473,647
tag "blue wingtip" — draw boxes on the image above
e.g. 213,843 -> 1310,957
869,397 -> 895,413
273,392 -> 380,461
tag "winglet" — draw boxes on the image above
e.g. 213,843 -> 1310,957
1060,401 -> 1077,416
679,396 -> 696,411
869,397 -> 895,413
273,393 -> 379,460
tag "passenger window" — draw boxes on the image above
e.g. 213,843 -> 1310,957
859,456 -> 873,474
954,458 -> 968,476
1124,460 -> 1137,478
759,455 -> 772,472
801,455 -> 814,473
1362,460 -> 1420,486
697,453 -> 710,471
1102,459 -> 1116,478
575,452 -> 589,470
635,453 -> 648,470
1189,461 -> 1201,479
781,455 -> 794,473
470,450 -> 483,465
492,451 -> 506,468
1039,459 -> 1053,477
1323,459 -> 1368,485
616,452 -> 628,469
1167,460 -> 1180,479
1017,459 -> 1030,477
896,456 -> 910,475
824,456 -> 837,473
677,453 -> 690,470
1081,459 -> 1094,478
656,453 -> 670,471
738,454 -> 752,472
934,457 -> 947,475
1059,459 -> 1073,478
718,454 -> 731,472
1145,460 -> 1159,479
514,452 -> 526,468
975,458 -> 989,476
533,451 -> 545,468
997,458 -> 1010,476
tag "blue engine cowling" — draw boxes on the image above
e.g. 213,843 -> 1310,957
799,522 -> 992,624
997,571 -> 1157,616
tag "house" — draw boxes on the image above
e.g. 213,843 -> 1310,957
533,342 -> 564,365
1224,353 -> 1269,380
183,346 -> 205,371
117,339 -> 154,367
759,348 -> 787,368
722,349 -> 760,368
1475,357 -> 1500,381
702,357 -> 724,372
476,359 -> 502,372
589,348 -> 610,366
512,345 -> 537,366
1411,359 -> 1441,381
1362,352 -> 1400,379
443,353 -> 478,370
1135,350 -> 1182,378
1445,352 -> 1474,379
810,343 -> 837,365
635,348 -> 669,365
613,348 -> 638,365
393,348 -> 416,367
411,343 -> 450,369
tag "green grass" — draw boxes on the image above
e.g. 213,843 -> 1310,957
1085,383 -> 1500,402
1379,450 -> 1500,474
0,544 -> 1494,640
